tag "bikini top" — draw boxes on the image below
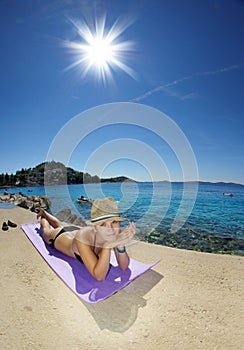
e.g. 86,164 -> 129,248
49,225 -> 98,263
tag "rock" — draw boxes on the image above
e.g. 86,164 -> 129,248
55,208 -> 86,227
0,192 -> 51,211
55,208 -> 72,221
18,198 -> 29,209
39,195 -> 51,209
72,217 -> 86,226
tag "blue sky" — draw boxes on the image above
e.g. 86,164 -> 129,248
0,0 -> 243,184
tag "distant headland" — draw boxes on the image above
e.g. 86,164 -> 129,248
0,161 -> 135,188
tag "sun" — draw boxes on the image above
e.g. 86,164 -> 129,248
63,16 -> 137,84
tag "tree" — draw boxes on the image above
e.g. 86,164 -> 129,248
0,173 -> 5,186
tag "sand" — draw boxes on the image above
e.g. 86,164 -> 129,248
0,206 -> 243,350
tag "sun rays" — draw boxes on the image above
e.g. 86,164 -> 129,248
63,15 -> 137,84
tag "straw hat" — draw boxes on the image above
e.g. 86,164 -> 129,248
86,197 -> 126,225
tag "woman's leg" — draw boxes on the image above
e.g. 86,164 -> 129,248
37,208 -> 63,244
37,208 -> 61,228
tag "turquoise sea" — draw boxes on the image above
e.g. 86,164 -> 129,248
1,182 -> 243,255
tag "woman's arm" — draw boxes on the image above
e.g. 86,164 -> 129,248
113,222 -> 136,270
113,246 -> 130,270
74,238 -> 111,281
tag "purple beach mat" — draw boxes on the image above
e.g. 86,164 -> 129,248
21,222 -> 159,303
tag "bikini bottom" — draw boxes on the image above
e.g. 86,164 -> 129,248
49,225 -> 80,248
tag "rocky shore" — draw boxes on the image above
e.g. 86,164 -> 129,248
0,192 -> 86,227
0,192 -> 51,212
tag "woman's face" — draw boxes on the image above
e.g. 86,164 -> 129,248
96,220 -> 121,241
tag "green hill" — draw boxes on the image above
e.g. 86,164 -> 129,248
0,161 -> 134,187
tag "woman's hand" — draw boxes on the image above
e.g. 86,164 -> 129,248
104,222 -> 136,249
119,221 -> 136,245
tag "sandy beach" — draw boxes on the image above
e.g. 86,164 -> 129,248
0,206 -> 243,350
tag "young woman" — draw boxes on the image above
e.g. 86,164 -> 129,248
37,197 -> 136,281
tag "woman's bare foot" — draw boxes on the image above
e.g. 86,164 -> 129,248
37,208 -> 45,220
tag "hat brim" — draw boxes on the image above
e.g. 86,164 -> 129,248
86,215 -> 126,226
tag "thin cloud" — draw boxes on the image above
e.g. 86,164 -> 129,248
131,63 -> 244,102
180,92 -> 199,101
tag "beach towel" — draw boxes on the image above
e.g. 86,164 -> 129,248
21,222 -> 159,303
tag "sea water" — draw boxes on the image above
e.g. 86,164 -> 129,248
2,182 -> 243,255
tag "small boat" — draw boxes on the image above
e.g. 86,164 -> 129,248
77,196 -> 93,203
77,199 -> 86,204
223,193 -> 233,197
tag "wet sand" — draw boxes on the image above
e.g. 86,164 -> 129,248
0,207 -> 243,350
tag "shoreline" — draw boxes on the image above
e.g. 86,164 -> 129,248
1,179 -> 244,188
1,197 -> 243,256
0,206 -> 243,349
